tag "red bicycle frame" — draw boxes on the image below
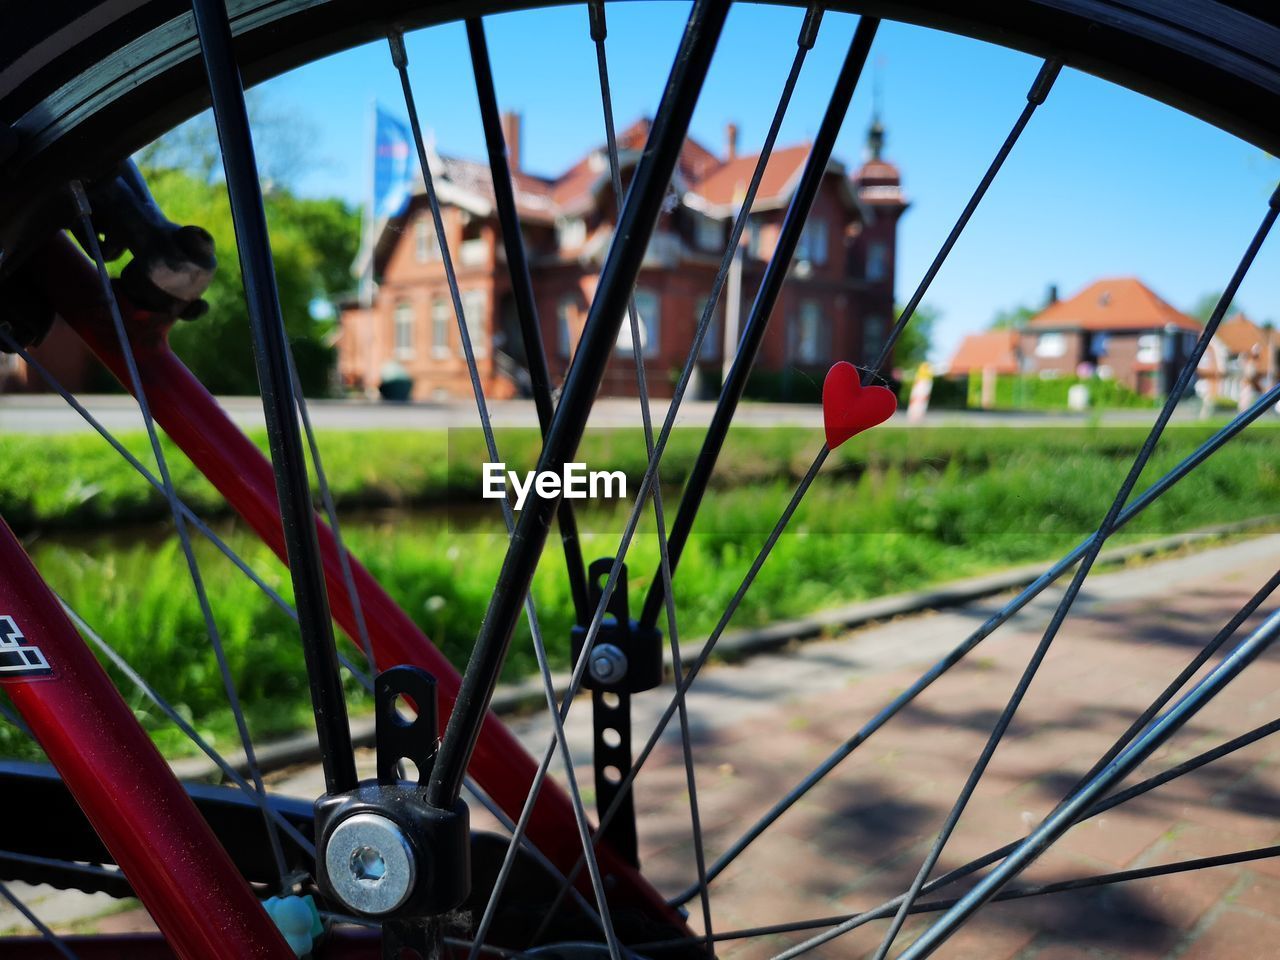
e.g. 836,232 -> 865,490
2,234 -> 688,954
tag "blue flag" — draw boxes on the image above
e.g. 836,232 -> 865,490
373,107 -> 413,220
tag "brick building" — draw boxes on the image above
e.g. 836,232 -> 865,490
337,114 -> 907,401
1020,277 -> 1202,396
950,277 -> 1210,399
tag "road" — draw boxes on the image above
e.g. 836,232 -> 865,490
8,533 -> 1280,958
0,392 -> 1233,434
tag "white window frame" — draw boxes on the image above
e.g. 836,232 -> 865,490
431,298 -> 450,358
1035,333 -> 1068,358
394,301 -> 416,360
1136,333 -> 1160,365
795,300 -> 826,364
557,217 -> 587,250
615,289 -> 661,359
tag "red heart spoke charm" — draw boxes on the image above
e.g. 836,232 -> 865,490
822,361 -> 897,450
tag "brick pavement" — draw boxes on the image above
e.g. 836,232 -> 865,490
616,541 -> 1280,959
7,536 -> 1280,958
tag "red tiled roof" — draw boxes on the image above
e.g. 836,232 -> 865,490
551,118 -> 721,211
1027,277 -> 1200,333
614,119 -> 720,184
948,330 -> 1021,375
550,154 -> 601,209
687,143 -> 810,208
433,155 -> 558,223
395,116 -> 870,231
1217,313 -> 1268,356
853,159 -> 901,183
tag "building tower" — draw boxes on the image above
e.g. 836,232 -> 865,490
850,112 -> 909,366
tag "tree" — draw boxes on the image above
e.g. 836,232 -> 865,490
1189,290 -> 1236,325
989,302 -> 1037,330
136,166 -> 358,395
134,94 -> 319,189
892,302 -> 937,369
127,98 -> 358,395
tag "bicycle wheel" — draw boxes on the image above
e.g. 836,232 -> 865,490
0,2 -> 1278,958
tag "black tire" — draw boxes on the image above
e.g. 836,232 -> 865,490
0,0 -> 1278,269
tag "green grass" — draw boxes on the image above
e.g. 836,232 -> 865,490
2,422 -> 1278,761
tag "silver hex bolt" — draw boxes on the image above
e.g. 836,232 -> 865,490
324,813 -> 416,916
589,643 -> 628,685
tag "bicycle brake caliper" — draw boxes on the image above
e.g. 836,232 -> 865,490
570,558 -> 663,867
315,665 -> 469,959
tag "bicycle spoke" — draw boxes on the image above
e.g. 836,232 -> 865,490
321,910 -> 524,958
536,447 -> 830,938
0,880 -> 78,960
191,0 -> 357,797
0,329 -> 380,684
640,711 -> 1280,952
861,184 -> 1280,960
59,599 -> 316,857
461,775 -> 603,929
666,52 -> 1062,905
288,350 -> 377,674
674,380 -> 1280,908
70,183 -> 290,891
387,29 -> 622,956
632,841 -> 1280,952
500,10 -> 884,934
880,181 -> 1280,960
638,12 -> 879,630
757,580 -> 1280,954
898,600 -> 1280,959
868,57 -> 1060,378
428,0 -> 730,811
465,15 -> 591,624
585,0 -> 714,944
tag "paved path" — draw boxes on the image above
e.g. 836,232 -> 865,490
0,392 -> 1227,434
272,534 -> 1280,959
7,535 -> 1280,958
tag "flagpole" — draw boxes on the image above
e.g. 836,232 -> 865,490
360,99 -> 376,309
361,100 -> 377,397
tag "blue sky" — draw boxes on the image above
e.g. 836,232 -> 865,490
259,3 -> 1278,363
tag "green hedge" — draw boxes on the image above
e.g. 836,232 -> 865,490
964,373 -> 1152,410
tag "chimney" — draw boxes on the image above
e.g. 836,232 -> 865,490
725,122 -> 739,161
501,111 -> 522,172
1047,283 -> 1059,305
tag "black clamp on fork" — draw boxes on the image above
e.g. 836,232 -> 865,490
315,666 -> 470,958
570,558 -> 664,867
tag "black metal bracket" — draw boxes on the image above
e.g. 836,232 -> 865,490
315,666 -> 470,958
570,558 -> 664,866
